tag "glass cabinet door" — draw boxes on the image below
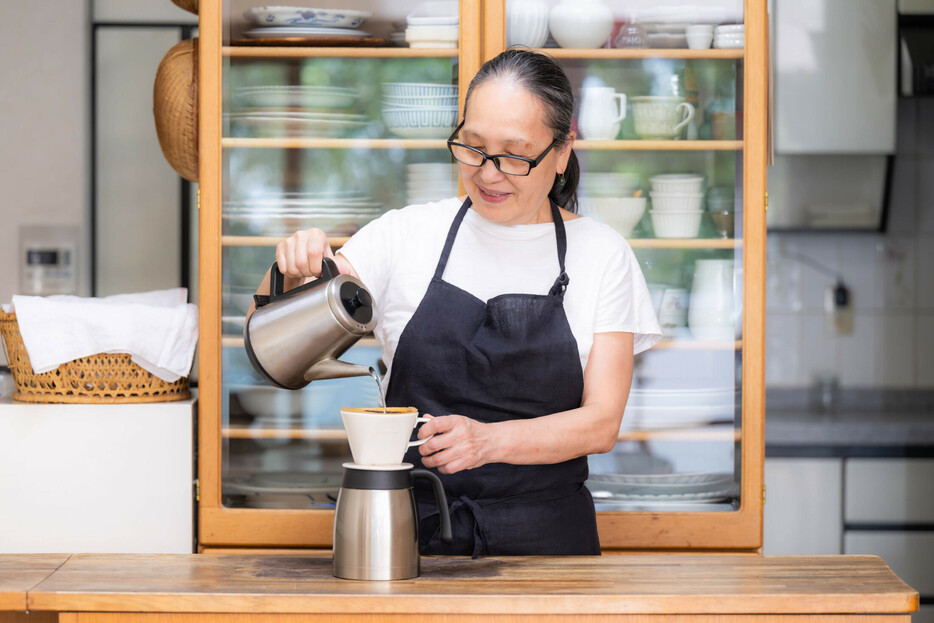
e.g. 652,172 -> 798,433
198,0 -> 483,548
487,0 -> 767,550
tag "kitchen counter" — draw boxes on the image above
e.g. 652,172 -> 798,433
766,390 -> 934,457
0,553 -> 918,621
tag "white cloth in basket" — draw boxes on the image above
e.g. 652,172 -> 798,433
10,288 -> 198,383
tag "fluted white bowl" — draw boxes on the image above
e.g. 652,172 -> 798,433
507,0 -> 550,48
650,209 -> 703,238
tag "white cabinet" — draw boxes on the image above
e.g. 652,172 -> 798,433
763,458 -> 843,554
774,0 -> 897,153
0,396 -> 196,553
845,459 -> 934,523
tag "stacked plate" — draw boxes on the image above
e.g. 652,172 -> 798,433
714,24 -> 744,49
586,472 -> 738,503
224,471 -> 342,509
648,173 -> 705,238
242,6 -> 373,41
382,82 -> 458,139
405,0 -> 459,48
578,172 -> 646,237
406,163 -> 458,205
224,191 -> 383,237
621,385 -> 738,430
230,84 -> 366,138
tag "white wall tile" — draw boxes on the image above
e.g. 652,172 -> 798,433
837,236 -> 916,311
766,237 -> 801,313
919,158 -> 934,233
918,314 -> 934,388
765,313 -> 801,386
777,235 -> 840,312
797,312 -> 840,386
917,237 -> 934,310
896,99 -> 918,157
885,156 -> 918,234
838,313 -> 916,387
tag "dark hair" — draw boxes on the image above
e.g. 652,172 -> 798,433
463,48 -> 580,213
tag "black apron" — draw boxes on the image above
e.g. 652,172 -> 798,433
385,197 -> 600,557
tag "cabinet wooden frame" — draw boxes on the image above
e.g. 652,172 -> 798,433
198,0 -> 768,551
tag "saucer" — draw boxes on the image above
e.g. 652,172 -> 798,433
343,462 -> 413,471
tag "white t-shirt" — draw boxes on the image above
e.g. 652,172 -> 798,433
339,197 -> 662,382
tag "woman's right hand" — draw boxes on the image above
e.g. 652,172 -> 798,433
275,228 -> 334,283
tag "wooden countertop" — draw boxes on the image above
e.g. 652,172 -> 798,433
4,554 -> 917,617
0,554 -> 69,610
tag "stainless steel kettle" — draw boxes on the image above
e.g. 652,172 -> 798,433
333,464 -> 453,580
244,258 -> 377,389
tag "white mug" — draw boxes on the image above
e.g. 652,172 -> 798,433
687,259 -> 735,340
341,407 -> 431,466
631,96 -> 695,139
658,288 -> 689,337
579,87 -> 626,140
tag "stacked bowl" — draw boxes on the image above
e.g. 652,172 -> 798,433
382,82 -> 459,138
714,24 -> 744,49
405,1 -> 459,48
579,172 -> 646,237
648,174 -> 704,238
406,163 -> 458,205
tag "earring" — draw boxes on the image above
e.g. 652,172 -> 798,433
558,173 -> 566,186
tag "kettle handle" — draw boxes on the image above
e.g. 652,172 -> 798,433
411,469 -> 454,545
256,258 -> 341,308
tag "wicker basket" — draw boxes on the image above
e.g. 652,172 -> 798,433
153,38 -> 198,182
171,0 -> 198,14
0,311 -> 190,404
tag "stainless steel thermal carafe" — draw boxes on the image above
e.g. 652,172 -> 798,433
244,258 -> 377,389
333,465 -> 453,580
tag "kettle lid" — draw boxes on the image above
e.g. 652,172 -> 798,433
341,463 -> 414,490
338,281 -> 373,325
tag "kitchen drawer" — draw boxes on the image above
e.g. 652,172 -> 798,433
764,459 -> 843,555
845,459 -> 934,523
844,531 -> 934,595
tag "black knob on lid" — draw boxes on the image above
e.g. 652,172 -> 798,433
340,281 -> 373,324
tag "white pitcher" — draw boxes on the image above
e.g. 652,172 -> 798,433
687,259 -> 736,340
578,87 -> 626,140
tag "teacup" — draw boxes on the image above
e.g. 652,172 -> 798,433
631,96 -> 695,139
340,406 -> 431,466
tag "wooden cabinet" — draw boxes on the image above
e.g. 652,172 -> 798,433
197,0 -> 769,551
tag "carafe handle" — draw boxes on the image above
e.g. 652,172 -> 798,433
411,469 -> 454,545
255,258 -> 340,308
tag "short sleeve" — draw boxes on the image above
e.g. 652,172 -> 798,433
593,239 -> 662,355
337,209 -> 399,309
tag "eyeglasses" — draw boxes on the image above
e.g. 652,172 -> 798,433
447,120 -> 563,177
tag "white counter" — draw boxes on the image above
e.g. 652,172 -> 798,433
0,394 -> 196,553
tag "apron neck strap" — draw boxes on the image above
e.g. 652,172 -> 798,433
433,196 -> 571,297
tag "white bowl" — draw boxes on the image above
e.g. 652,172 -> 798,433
243,6 -> 372,28
714,35 -> 744,49
649,174 -> 704,193
405,25 -> 459,41
383,107 -> 457,138
384,94 -> 459,108
650,191 -> 704,212
382,82 -> 458,98
714,24 -> 745,34
649,209 -> 704,238
548,3 -> 614,49
407,0 -> 459,25
686,32 -> 712,49
506,0 -> 550,48
585,197 -> 647,237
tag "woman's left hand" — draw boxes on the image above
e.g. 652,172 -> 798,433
417,414 -> 495,474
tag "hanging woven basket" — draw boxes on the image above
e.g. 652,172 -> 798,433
171,0 -> 198,14
153,38 -> 199,183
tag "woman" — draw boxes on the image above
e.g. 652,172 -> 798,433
255,49 -> 661,556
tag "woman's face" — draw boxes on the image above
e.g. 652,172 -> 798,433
457,80 -> 574,225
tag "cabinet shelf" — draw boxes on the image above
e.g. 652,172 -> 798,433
532,48 -> 745,60
220,335 -> 736,351
221,138 -> 742,151
221,138 -> 447,150
221,235 -> 740,250
223,46 -> 459,58
222,425 -> 740,442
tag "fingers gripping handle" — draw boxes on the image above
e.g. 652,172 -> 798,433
256,258 -> 341,308
411,469 -> 454,545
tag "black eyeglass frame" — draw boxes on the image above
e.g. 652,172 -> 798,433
446,120 -> 564,177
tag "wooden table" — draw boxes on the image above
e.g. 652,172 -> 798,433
0,554 -> 919,622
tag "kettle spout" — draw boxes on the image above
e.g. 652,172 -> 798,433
304,359 -> 375,382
